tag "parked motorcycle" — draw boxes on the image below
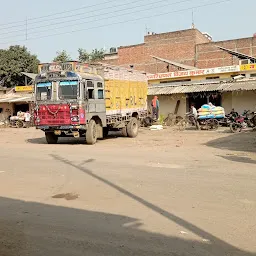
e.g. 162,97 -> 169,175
219,109 -> 239,127
230,110 -> 256,133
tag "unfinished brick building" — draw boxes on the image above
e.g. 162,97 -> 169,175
103,28 -> 256,73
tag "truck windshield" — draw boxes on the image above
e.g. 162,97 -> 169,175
36,82 -> 52,101
59,81 -> 78,100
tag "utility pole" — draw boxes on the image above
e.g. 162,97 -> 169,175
191,10 -> 195,29
145,25 -> 150,35
25,16 -> 28,40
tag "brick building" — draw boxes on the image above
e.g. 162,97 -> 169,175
103,28 -> 256,74
104,28 -> 256,117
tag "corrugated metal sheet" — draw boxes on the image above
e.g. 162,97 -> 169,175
148,80 -> 256,95
0,95 -> 33,103
223,81 -> 256,91
21,72 -> 37,80
148,83 -> 231,95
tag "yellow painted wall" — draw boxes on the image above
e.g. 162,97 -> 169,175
105,79 -> 147,112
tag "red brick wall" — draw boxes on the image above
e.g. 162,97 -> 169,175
196,37 -> 256,68
103,28 -> 256,72
103,29 -> 210,73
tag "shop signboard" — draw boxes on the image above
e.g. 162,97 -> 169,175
147,65 -> 240,80
240,64 -> 256,71
15,86 -> 34,92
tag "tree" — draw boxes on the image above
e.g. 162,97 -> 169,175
78,48 -> 90,62
77,48 -> 105,62
53,50 -> 71,62
90,48 -> 105,62
0,45 -> 40,88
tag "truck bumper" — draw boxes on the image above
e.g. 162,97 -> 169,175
37,125 -> 87,130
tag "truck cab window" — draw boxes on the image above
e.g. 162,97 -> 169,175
87,81 -> 94,99
36,82 -> 52,101
59,81 -> 78,100
97,82 -> 103,88
98,89 -> 104,99
88,89 -> 94,99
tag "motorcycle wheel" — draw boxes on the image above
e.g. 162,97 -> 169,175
230,123 -> 242,133
252,116 -> 256,126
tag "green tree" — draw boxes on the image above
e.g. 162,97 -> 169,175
53,50 -> 71,62
90,48 -> 105,62
0,45 -> 40,88
78,48 -> 90,62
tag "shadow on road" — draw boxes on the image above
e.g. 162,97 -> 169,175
0,195 -> 253,256
217,155 -> 256,164
26,133 -> 120,145
37,153 -> 254,256
206,132 -> 256,153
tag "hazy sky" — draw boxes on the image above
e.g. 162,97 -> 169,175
0,0 -> 254,62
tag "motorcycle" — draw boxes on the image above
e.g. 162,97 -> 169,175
219,114 -> 236,127
230,110 -> 256,133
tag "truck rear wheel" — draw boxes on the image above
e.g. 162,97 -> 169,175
127,117 -> 139,138
45,132 -> 58,144
86,120 -> 97,145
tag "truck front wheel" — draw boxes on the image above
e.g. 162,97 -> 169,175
121,127 -> 128,137
45,132 -> 58,144
86,120 -> 97,145
127,117 -> 139,138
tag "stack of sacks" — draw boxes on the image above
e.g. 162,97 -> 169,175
198,104 -> 225,119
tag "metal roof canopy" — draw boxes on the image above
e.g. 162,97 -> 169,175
217,46 -> 256,62
223,81 -> 256,91
148,80 -> 256,95
151,56 -> 198,70
0,96 -> 33,103
21,72 -> 37,80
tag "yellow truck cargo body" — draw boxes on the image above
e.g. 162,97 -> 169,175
103,68 -> 148,117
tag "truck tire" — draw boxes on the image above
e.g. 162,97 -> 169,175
127,117 -> 139,138
103,127 -> 109,138
45,132 -> 58,144
121,127 -> 128,137
86,119 -> 97,145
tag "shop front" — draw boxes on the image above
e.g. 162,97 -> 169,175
0,94 -> 34,122
148,80 -> 256,117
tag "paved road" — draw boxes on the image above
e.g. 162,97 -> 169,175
0,128 -> 256,256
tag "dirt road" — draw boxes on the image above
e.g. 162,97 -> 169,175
0,127 -> 256,256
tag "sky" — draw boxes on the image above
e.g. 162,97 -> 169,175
0,0 -> 255,62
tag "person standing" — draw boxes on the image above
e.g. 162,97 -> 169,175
24,111 -> 31,128
151,96 -> 159,120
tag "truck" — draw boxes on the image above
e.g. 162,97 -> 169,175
34,61 -> 148,144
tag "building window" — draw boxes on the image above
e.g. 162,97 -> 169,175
250,73 -> 256,77
160,79 -> 191,84
206,76 -> 220,80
